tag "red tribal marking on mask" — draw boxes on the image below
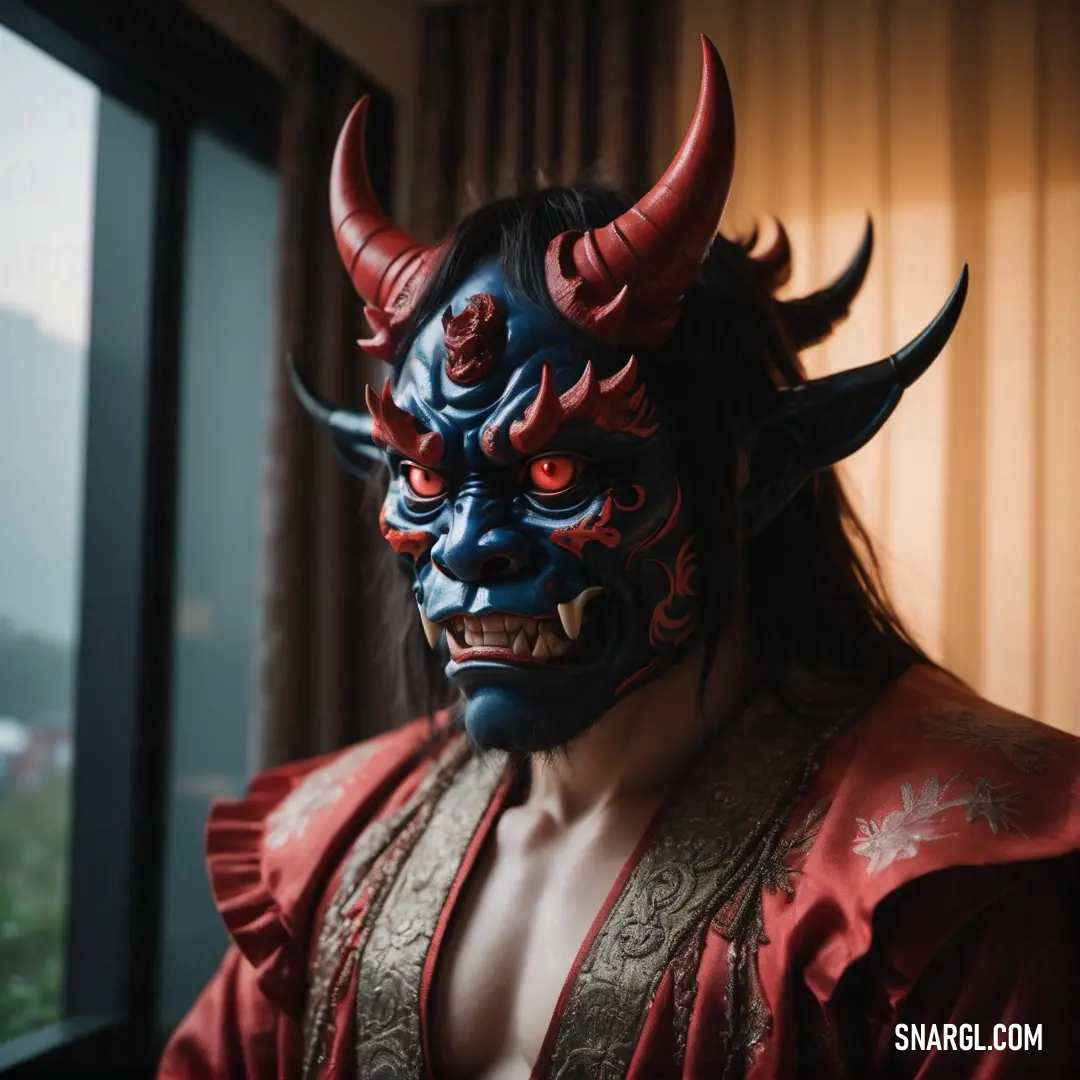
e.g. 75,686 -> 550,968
365,378 -> 444,466
550,496 -> 620,556
615,535 -> 700,696
379,506 -> 436,560
647,536 -> 699,647
505,356 -> 659,456
616,485 -> 647,513
443,293 -> 506,385
625,483 -> 683,569
549,487 -> 645,558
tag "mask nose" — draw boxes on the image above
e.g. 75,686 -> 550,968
432,494 -> 530,583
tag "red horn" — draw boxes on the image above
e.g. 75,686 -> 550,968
330,96 -> 442,360
544,35 -> 736,350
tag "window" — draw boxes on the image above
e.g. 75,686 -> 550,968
159,129 -> 278,1032
0,1 -> 282,1073
0,24 -> 162,1064
0,26 -> 98,1044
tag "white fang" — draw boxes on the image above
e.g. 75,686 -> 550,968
418,603 -> 442,648
556,587 -> 604,641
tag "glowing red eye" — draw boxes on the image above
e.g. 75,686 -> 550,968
404,464 -> 445,499
528,455 -> 579,494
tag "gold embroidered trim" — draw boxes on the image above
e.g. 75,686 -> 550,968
300,734 -> 474,1080
354,751 -> 507,1078
303,692 -> 854,1080
542,695 -> 850,1080
669,798 -> 829,1071
711,797 -> 831,1077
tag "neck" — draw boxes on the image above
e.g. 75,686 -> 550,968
525,616 -> 750,823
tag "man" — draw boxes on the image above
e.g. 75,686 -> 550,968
159,37 -> 1080,1080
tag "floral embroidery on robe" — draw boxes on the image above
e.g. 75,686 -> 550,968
853,772 -> 1022,874
265,741 -> 383,850
920,705 -> 1060,773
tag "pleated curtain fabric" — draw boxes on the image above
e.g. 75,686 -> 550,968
258,23 -> 394,766
410,0 -> 678,236
678,0 -> 1080,733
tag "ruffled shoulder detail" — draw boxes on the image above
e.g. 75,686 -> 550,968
205,713 -> 451,1015
760,666 -> 1080,1008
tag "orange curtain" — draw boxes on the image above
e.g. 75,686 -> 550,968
677,0 -> 1080,733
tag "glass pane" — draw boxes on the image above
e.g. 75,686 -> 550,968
158,129 -> 279,1031
0,28 -> 98,1042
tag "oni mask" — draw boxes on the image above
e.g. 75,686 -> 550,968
371,261 -> 698,750
291,37 -> 968,752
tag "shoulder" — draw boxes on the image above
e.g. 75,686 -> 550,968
203,713 -> 458,1014
766,665 -> 1080,1002
816,664 -> 1080,875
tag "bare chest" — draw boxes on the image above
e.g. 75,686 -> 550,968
428,809 -> 652,1080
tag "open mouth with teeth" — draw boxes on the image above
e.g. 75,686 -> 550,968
419,587 -> 604,666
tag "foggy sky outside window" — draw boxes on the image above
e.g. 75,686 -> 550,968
0,26 -> 97,1043
158,130 -> 278,1031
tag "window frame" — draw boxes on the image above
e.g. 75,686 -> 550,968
0,0 -> 283,1074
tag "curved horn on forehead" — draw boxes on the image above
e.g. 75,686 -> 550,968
544,35 -> 736,349
364,379 -> 445,466
506,357 -> 658,455
777,218 -> 874,350
330,97 -> 441,359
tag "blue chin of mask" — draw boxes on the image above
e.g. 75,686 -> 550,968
460,685 -> 574,753
442,587 -> 637,752
420,521 -> 697,754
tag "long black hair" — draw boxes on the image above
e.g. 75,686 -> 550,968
367,184 -> 930,724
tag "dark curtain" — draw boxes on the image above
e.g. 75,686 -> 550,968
410,0 -> 678,236
258,22 -> 398,767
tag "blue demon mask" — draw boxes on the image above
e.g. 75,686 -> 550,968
290,36 -> 967,753
368,260 -> 699,750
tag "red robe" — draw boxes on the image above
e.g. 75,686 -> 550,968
158,665 -> 1080,1078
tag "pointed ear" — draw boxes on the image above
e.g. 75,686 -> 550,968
742,266 -> 968,536
285,354 -> 384,476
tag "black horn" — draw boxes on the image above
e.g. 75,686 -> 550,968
285,354 -> 382,473
778,218 -> 874,351
743,265 -> 969,535
746,219 -> 793,292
